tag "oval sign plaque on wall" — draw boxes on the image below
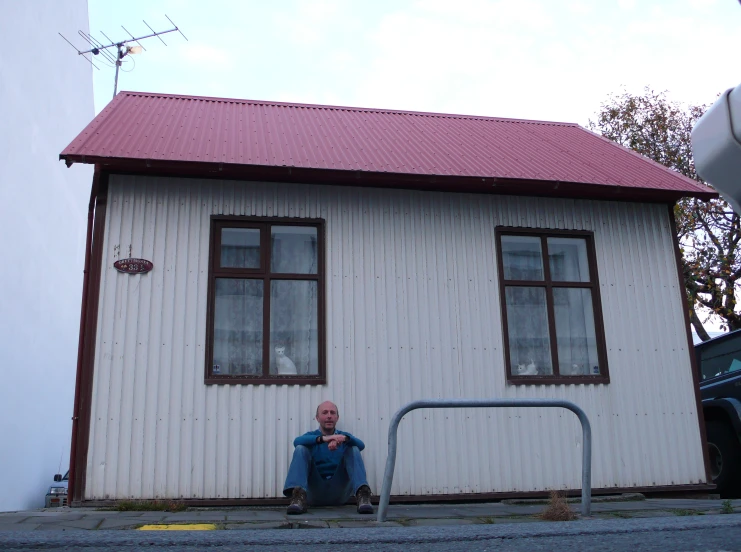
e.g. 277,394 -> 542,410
114,258 -> 154,274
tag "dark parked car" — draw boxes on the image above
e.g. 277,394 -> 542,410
695,330 -> 741,497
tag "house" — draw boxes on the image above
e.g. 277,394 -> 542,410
60,91 -> 715,505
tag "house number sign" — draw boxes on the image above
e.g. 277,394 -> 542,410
114,258 -> 153,274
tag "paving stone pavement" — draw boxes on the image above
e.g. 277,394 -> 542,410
223,521 -> 292,530
0,497 -> 738,531
0,524 -> 38,532
97,518 -> 149,530
224,511 -> 287,521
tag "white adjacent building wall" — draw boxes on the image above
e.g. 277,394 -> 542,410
85,175 -> 706,500
0,2 -> 93,510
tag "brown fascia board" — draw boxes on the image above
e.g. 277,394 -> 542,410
59,155 -> 719,203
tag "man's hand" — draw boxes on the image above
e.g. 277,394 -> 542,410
324,434 -> 348,451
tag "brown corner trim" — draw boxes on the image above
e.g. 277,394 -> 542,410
71,483 -> 715,508
667,203 -> 713,485
68,167 -> 99,503
69,171 -> 109,503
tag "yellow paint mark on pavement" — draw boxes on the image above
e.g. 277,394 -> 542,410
138,524 -> 217,531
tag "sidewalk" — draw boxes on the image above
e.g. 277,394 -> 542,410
0,496 -> 739,531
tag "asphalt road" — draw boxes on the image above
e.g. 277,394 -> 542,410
2,515 -> 741,551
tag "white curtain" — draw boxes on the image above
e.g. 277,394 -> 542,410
505,286 -> 553,375
271,226 -> 317,274
502,235 -> 543,280
553,288 -> 599,376
213,279 -> 263,375
547,238 -> 590,282
269,227 -> 319,375
221,228 -> 260,268
269,280 -> 319,375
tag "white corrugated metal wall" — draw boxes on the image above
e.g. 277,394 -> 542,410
85,175 -> 706,500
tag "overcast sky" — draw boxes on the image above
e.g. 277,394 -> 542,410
86,0 -> 739,123
82,0 -> 740,332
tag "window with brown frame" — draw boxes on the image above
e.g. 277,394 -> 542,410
496,228 -> 609,384
205,217 -> 325,385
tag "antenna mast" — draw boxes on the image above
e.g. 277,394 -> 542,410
59,15 -> 188,100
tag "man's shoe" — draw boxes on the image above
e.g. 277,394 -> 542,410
356,485 -> 374,514
287,487 -> 308,515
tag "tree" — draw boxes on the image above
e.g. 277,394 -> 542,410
589,87 -> 741,341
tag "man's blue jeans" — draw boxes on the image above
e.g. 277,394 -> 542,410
283,445 -> 370,506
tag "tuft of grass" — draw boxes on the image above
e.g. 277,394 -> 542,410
721,500 -> 734,514
115,500 -> 187,512
671,509 -> 696,517
537,491 -> 578,521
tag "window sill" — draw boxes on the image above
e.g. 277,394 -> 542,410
507,375 -> 610,385
205,375 -> 326,386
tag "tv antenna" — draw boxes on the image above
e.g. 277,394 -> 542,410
59,15 -> 187,100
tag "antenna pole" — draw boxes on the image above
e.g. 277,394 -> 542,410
113,45 -> 123,99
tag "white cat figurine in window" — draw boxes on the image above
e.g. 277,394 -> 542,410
275,346 -> 297,375
516,359 -> 538,376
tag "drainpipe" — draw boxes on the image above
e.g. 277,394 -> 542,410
68,166 -> 100,505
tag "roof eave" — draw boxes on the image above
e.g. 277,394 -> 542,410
59,155 -> 718,203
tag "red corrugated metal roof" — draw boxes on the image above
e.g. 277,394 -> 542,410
60,91 -> 713,200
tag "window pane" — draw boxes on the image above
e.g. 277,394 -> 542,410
505,286 -> 553,375
213,279 -> 263,375
699,347 -> 741,381
501,236 -> 544,280
270,280 -> 318,375
553,288 -> 600,376
271,226 -> 318,274
221,228 -> 260,268
548,237 -> 590,282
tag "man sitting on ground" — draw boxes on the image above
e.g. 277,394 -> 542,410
283,400 -> 374,515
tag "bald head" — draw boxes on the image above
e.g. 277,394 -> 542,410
315,401 -> 339,435
316,401 -> 339,416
